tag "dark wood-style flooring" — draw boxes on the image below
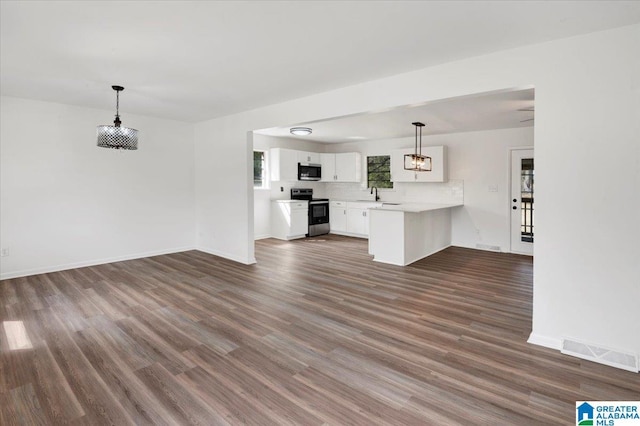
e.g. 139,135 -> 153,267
1,235 -> 638,425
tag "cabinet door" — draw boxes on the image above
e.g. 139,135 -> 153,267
330,206 -> 347,232
362,209 -> 370,236
270,148 -> 298,181
346,208 -> 367,236
290,208 -> 309,237
308,152 -> 321,164
335,152 -> 361,182
320,153 -> 336,182
414,146 -> 447,182
390,149 -> 417,182
297,151 -> 321,164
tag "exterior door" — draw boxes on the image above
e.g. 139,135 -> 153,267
510,149 -> 534,255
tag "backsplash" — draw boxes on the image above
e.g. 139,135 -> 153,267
319,179 -> 464,204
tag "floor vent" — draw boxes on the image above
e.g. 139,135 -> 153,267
561,338 -> 638,373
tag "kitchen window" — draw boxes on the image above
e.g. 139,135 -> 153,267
367,155 -> 393,189
253,150 -> 268,189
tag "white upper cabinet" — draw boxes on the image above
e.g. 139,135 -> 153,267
414,145 -> 446,182
320,153 -> 336,182
270,148 -> 298,181
336,152 -> 361,182
271,149 -> 362,183
297,151 -> 321,164
321,152 -> 361,182
390,146 -> 447,182
390,149 -> 416,182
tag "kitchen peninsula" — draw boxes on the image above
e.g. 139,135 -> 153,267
368,203 -> 463,266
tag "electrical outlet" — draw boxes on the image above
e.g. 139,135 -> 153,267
1,248 -> 9,257
488,184 -> 498,192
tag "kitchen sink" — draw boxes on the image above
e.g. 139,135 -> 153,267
382,202 -> 401,206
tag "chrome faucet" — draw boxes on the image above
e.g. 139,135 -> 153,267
370,186 -> 380,201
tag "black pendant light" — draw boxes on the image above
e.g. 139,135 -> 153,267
96,85 -> 139,150
404,122 -> 431,171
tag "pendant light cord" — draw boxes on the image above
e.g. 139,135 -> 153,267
415,124 -> 418,158
113,87 -> 122,127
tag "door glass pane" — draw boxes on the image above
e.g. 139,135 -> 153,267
254,151 -> 265,188
521,158 -> 534,243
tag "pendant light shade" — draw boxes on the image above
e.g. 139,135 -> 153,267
97,85 -> 138,150
404,122 -> 431,172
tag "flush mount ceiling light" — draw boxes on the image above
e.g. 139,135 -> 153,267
404,122 -> 432,172
290,127 -> 312,136
96,85 -> 139,150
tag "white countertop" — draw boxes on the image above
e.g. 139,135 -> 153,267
331,200 -> 381,204
370,202 -> 463,213
273,199 -> 308,203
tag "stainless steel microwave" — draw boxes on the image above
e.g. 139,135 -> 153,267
298,163 -> 321,181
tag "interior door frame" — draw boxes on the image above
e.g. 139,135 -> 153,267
509,146 -> 534,255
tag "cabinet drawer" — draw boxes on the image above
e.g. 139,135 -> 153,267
331,201 -> 347,207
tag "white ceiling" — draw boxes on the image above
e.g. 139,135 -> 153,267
1,1 -> 639,123
255,88 -> 535,143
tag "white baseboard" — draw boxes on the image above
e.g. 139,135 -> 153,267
196,246 -> 256,265
451,242 -> 507,253
329,231 -> 367,239
1,245 -> 259,280
254,234 -> 272,240
527,332 -> 562,350
0,246 -> 196,280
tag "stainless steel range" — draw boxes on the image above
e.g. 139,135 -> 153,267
291,188 -> 329,237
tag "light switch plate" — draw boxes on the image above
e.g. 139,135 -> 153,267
488,184 -> 498,192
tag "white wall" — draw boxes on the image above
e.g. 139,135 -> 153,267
0,97 -> 196,279
195,118 -> 255,263
194,24 -> 640,359
325,127 -> 533,251
253,190 -> 272,240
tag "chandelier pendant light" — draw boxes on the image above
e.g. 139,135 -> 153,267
97,85 -> 139,150
404,121 -> 431,172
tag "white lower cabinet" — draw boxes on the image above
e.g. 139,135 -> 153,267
271,200 -> 308,240
330,201 -> 381,238
329,201 -> 347,232
346,207 -> 369,236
